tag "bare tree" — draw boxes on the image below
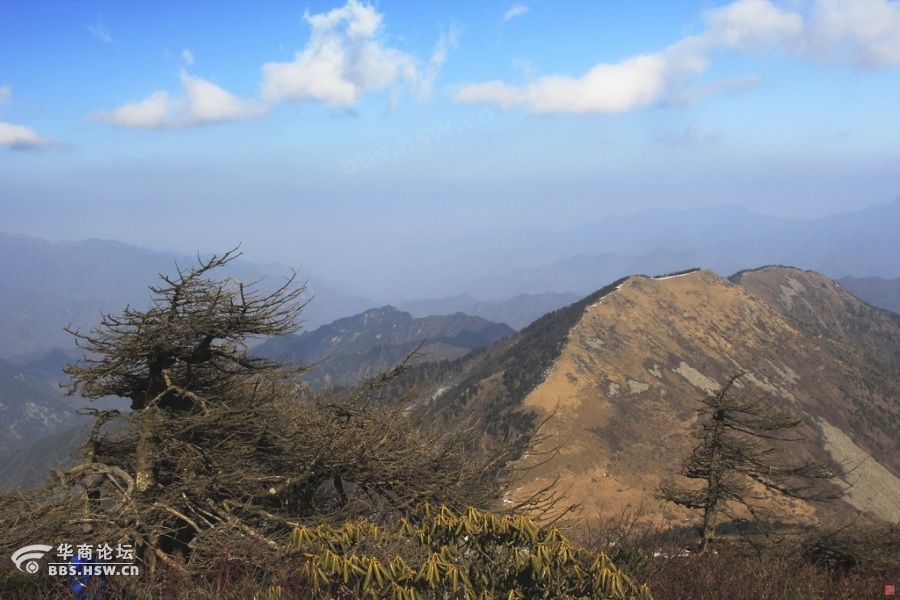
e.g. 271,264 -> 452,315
63,249 -> 309,495
0,249 -> 551,582
658,374 -> 841,552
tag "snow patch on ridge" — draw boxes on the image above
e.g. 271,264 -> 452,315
588,282 -> 627,308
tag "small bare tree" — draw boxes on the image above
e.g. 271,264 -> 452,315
658,374 -> 841,552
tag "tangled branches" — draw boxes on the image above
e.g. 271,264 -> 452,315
0,249 -> 558,593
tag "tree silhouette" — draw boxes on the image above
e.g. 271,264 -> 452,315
64,249 -> 309,495
658,374 -> 841,551
1,249 -> 552,584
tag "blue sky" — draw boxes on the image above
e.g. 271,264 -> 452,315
2,0 -> 899,293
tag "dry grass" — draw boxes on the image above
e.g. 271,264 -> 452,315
3,515 -> 897,599
571,506 -> 900,600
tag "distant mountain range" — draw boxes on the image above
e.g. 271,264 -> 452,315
0,232 -> 377,359
322,198 -> 900,301
399,292 -> 580,331
839,276 -> 900,315
453,199 -> 900,297
0,304 -> 515,490
2,264 -> 899,533
255,306 -> 514,388
2,199 -> 899,506
2,199 -> 897,358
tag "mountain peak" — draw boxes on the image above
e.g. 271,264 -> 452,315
361,305 -> 408,320
255,306 -> 514,388
436,267 -> 900,526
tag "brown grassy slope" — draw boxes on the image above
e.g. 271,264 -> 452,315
735,266 -> 900,471
506,268 -> 900,526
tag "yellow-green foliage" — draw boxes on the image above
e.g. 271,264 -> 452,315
253,586 -> 283,600
287,503 -> 652,599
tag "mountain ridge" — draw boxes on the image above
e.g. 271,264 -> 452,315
255,306 -> 515,388
400,292 -> 581,330
3,199 -> 897,357
3,263 -> 899,532
428,266 -> 900,526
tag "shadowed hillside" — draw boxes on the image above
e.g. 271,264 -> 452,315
248,306 -> 513,388
838,275 -> 900,315
0,357 -> 81,455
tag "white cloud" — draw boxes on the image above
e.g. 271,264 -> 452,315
805,0 -> 900,66
0,121 -> 52,150
454,13 -> 713,113
414,26 -> 460,102
94,71 -> 262,130
96,91 -> 174,129
670,75 -> 762,106
703,0 -> 900,66
0,87 -> 51,149
87,20 -> 112,44
702,0 -> 803,52
96,1 -> 453,129
503,4 -> 531,22
700,0 -> 900,66
456,0 -> 900,114
260,0 -> 438,107
181,72 -> 261,122
456,33 -> 716,114
456,53 -> 672,114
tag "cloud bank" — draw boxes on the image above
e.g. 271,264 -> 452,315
0,86 -> 52,150
92,0 -> 900,127
804,0 -> 900,67
93,71 -> 263,130
98,0 -> 452,130
456,0 -> 900,114
0,121 -> 52,150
